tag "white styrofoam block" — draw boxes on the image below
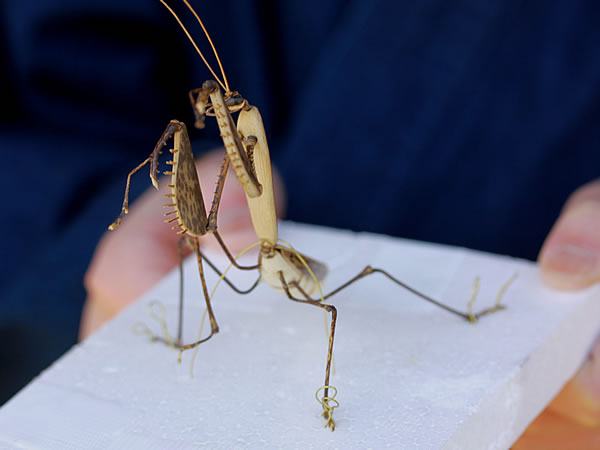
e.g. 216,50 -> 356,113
0,222 -> 599,449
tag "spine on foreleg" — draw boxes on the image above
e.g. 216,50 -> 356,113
204,80 -> 262,198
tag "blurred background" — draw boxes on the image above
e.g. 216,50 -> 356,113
1,0 -> 599,405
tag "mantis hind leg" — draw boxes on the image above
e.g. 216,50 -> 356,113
176,239 -> 262,353
138,235 -> 261,349
174,238 -> 220,352
278,272 -> 338,431
299,265 -> 513,323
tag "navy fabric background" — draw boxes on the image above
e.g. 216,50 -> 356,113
1,0 -> 599,403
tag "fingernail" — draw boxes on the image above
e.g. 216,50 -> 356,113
541,243 -> 600,290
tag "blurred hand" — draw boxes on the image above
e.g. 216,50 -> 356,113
81,148 -> 286,339
514,179 -> 600,449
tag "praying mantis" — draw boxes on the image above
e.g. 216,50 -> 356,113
108,0 -> 510,431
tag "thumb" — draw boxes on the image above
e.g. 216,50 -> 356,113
512,182 -> 600,448
539,179 -> 600,290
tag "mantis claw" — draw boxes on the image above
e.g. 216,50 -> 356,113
316,385 -> 339,431
108,214 -> 125,231
322,409 -> 336,431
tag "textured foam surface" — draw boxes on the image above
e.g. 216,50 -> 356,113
1,222 -> 598,449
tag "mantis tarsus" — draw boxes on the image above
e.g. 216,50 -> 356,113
109,0 -> 510,431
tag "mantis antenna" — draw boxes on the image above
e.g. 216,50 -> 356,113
159,0 -> 230,93
181,0 -> 230,93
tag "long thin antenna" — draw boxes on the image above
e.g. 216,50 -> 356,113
181,0 -> 230,94
159,0 -> 228,92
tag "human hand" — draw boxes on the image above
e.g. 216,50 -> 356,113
514,180 -> 600,449
81,148 -> 286,339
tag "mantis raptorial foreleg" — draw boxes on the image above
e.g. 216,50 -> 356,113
108,120 -> 200,231
203,80 -> 263,198
112,112 -> 259,349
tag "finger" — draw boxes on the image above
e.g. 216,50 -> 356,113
512,406 -> 600,450
82,224 -> 180,339
513,339 -> 600,449
515,179 -> 600,446
85,184 -> 181,303
538,179 -> 600,290
546,339 -> 600,425
79,295 -> 116,340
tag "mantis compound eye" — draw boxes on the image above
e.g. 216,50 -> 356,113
225,92 -> 243,106
225,92 -> 246,112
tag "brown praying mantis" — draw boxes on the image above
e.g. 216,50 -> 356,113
108,0 -> 511,431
